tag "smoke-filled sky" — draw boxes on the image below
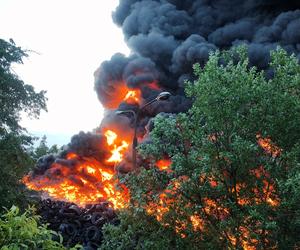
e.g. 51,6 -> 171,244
0,0 -> 129,145
94,0 -> 300,141
1,0 -> 300,147
20,0 -> 300,205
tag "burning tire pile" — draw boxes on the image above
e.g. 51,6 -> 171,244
38,199 -> 119,249
21,0 -> 300,249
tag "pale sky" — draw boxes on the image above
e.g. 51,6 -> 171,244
0,0 -> 129,145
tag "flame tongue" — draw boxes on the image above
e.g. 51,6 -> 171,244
103,83 -> 142,109
124,90 -> 140,104
105,130 -> 129,163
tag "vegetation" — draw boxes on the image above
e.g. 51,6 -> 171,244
30,135 -> 59,161
0,206 -> 62,249
0,206 -> 81,250
101,47 -> 300,249
0,38 -> 47,211
1,38 -> 299,249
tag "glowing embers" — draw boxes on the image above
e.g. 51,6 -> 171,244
250,166 -> 280,207
104,129 -> 129,163
23,152 -> 129,209
227,225 -> 259,250
156,158 -> 172,171
146,168 -> 280,244
256,134 -> 281,157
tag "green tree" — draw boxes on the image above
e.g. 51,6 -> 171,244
31,135 -> 59,161
101,47 -> 300,249
0,38 -> 47,211
0,206 -> 71,250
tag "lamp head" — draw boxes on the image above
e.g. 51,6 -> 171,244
156,91 -> 171,101
115,110 -> 136,117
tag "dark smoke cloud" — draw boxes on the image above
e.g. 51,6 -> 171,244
122,56 -> 159,88
95,0 -> 300,119
93,0 -> 300,173
170,34 -> 216,74
66,132 -> 108,161
29,0 -> 300,180
29,132 -> 110,178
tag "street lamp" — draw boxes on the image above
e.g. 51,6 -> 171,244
116,91 -> 171,170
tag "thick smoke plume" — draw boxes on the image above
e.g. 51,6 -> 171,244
96,0 -> 300,113
25,0 -> 300,206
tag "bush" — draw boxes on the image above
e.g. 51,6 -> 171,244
101,47 -> 300,249
0,206 -> 80,250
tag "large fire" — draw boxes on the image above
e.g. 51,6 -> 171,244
22,86 -> 282,248
23,129 -> 130,209
22,77 -> 164,209
22,74 -> 152,209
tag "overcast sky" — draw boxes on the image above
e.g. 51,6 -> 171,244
0,0 -> 129,145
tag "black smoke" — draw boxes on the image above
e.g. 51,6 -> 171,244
95,0 -> 300,115
27,0 -> 300,191
27,132 -> 110,180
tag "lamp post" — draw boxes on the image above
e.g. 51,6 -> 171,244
116,91 -> 171,170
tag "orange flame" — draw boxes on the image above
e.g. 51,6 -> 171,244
22,154 -> 128,208
250,166 -> 280,207
66,152 -> 77,160
146,162 -> 280,243
124,90 -> 141,104
156,158 -> 172,171
101,82 -> 142,109
104,130 -> 129,163
23,129 -> 131,209
190,215 -> 204,232
107,141 -> 129,163
105,130 -> 117,146
228,226 -> 259,250
256,134 -> 281,157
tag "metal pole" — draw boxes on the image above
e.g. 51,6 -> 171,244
117,92 -> 171,170
132,98 -> 158,170
132,110 -> 139,170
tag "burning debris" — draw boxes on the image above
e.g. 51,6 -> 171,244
23,132 -> 130,209
22,0 -> 300,248
24,0 -> 300,211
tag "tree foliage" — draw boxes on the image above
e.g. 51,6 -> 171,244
101,47 -> 300,249
30,135 -> 59,161
0,205 -> 81,250
0,133 -> 35,212
0,39 -> 47,135
0,38 -> 47,211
